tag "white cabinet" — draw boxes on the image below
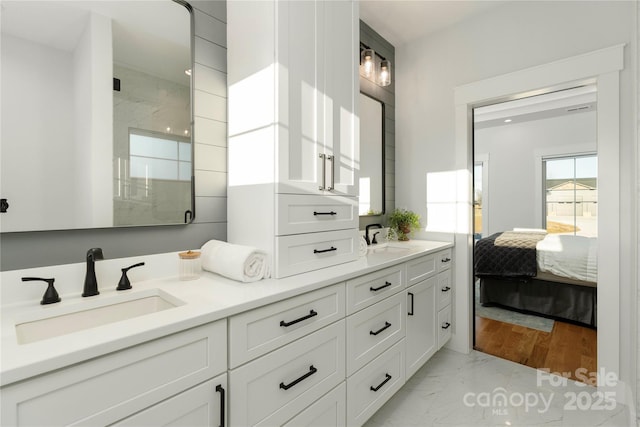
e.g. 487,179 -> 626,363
346,340 -> 405,426
283,383 -> 346,427
227,0 -> 359,278
229,283 -> 345,368
113,375 -> 227,427
229,321 -> 346,426
346,292 -> 406,375
405,276 -> 437,379
405,249 -> 454,380
0,321 -> 227,426
273,0 -> 358,197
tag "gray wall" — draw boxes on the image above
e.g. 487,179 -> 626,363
359,20 -> 396,230
0,1 -> 228,271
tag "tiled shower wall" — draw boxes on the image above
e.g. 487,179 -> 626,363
0,2 -> 229,270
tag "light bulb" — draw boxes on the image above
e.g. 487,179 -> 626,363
361,48 -> 376,79
379,60 -> 391,87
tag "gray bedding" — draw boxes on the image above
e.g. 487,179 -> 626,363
474,231 -> 546,277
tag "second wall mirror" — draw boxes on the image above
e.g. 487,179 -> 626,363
359,92 -> 385,216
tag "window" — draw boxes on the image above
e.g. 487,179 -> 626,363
543,154 -> 597,237
129,129 -> 191,182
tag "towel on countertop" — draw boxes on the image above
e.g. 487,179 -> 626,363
200,240 -> 271,282
358,236 -> 368,257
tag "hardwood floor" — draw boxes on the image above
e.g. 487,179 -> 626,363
474,315 -> 597,385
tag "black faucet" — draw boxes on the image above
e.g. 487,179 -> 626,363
83,248 -> 104,297
365,224 -> 383,246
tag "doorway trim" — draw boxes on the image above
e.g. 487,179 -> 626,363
451,45 -> 624,389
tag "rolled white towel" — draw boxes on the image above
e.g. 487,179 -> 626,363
359,236 -> 368,257
201,240 -> 271,282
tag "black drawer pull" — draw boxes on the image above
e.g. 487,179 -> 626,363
441,286 -> 451,292
442,257 -> 451,263
370,281 -> 392,292
215,384 -> 225,427
370,321 -> 392,336
280,310 -> 318,327
314,211 -> 337,216
370,373 -> 392,392
314,246 -> 337,254
408,292 -> 414,316
280,365 -> 317,390
442,322 -> 451,330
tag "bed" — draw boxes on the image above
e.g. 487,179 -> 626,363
474,230 -> 597,327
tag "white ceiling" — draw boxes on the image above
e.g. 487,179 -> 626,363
359,0 -> 508,47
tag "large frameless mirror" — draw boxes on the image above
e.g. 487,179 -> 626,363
1,0 -> 193,232
359,92 -> 385,216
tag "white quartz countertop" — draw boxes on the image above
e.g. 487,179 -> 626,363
0,240 -> 452,386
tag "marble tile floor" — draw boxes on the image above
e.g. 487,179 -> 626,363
364,349 -> 637,427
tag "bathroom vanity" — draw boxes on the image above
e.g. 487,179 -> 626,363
0,240 -> 453,426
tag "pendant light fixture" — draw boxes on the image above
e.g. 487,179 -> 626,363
378,59 -> 391,87
361,48 -> 376,80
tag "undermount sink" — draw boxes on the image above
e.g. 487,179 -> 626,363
367,243 -> 411,254
15,289 -> 184,345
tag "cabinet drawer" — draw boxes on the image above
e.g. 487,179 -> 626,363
1,321 -> 227,427
113,374 -> 227,427
438,305 -> 452,349
437,248 -> 453,271
346,292 -> 405,376
437,270 -> 452,310
229,284 -> 345,368
276,194 -> 358,235
346,340 -> 405,427
346,265 -> 405,314
283,383 -> 346,427
275,229 -> 359,278
230,321 -> 346,427
406,254 -> 437,287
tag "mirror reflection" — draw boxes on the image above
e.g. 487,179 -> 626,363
1,0 -> 193,232
359,92 -> 385,216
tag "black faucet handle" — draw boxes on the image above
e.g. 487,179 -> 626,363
117,262 -> 145,291
22,277 -> 61,305
372,232 -> 380,245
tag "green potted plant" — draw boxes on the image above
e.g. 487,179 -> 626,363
388,208 -> 421,241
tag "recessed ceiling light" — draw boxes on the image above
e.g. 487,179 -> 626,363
504,119 -> 512,123
185,69 -> 192,76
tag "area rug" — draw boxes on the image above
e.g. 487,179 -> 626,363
475,281 -> 554,333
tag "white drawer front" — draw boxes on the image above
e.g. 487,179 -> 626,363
438,305 -> 452,349
1,321 -> 227,427
113,374 -> 227,427
230,321 -> 346,427
276,229 -> 359,278
346,265 -> 404,315
346,292 -> 405,376
346,340 -> 405,427
437,270 -> 452,310
276,194 -> 358,235
229,284 -> 345,368
406,254 -> 437,287
437,248 -> 453,271
283,383 -> 346,427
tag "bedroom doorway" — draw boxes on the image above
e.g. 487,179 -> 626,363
471,86 -> 598,384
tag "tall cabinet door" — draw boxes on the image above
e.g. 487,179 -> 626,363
276,0 -> 323,195
405,277 -> 437,379
322,0 -> 359,197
